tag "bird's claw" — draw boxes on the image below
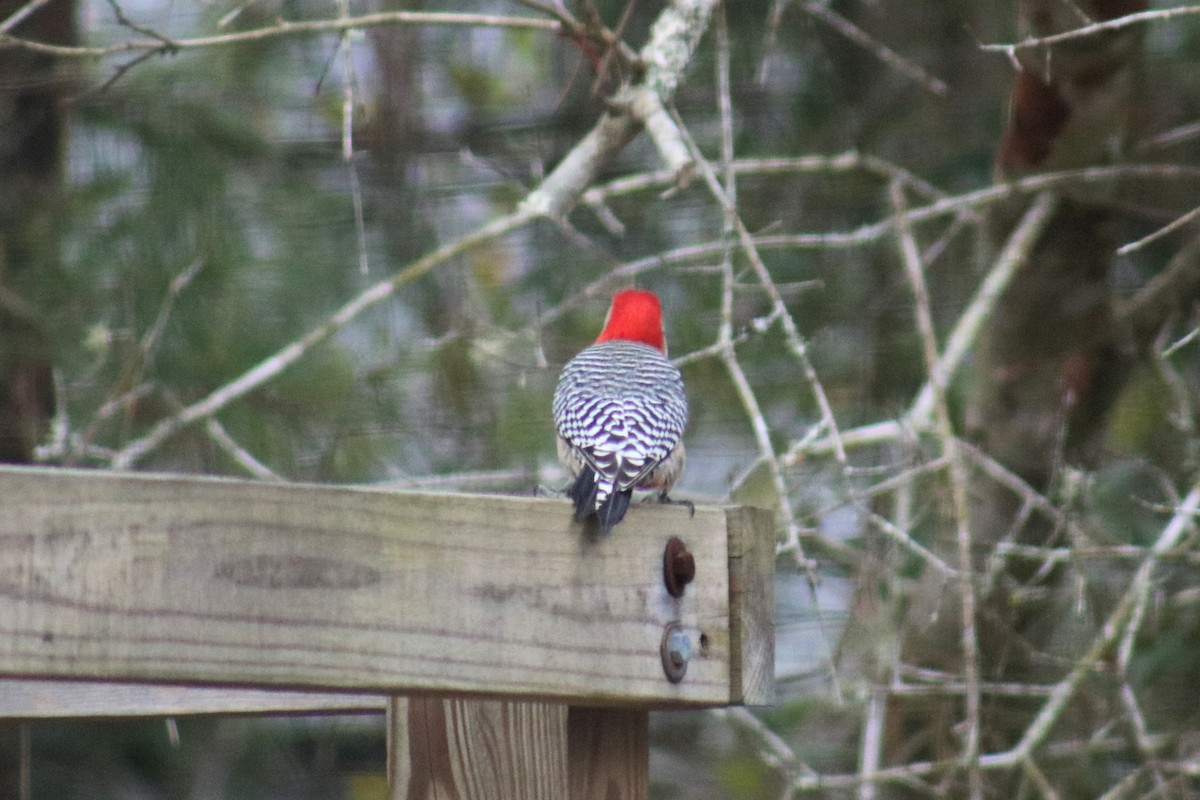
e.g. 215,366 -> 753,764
652,494 -> 695,517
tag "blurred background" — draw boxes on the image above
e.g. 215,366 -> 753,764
2,0 -> 1200,797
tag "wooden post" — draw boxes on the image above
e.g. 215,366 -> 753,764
567,708 -> 648,800
385,700 -> 649,800
388,698 -> 568,799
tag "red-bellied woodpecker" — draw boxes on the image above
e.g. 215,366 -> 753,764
553,289 -> 688,533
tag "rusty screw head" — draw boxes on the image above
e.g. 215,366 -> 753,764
661,622 -> 690,683
663,536 -> 695,598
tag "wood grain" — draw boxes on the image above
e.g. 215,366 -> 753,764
727,505 -> 776,706
0,679 -> 385,717
0,465 -> 774,707
389,697 -> 568,799
386,700 -> 648,800
568,707 -> 648,800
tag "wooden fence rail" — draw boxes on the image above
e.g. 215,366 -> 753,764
0,465 -> 775,799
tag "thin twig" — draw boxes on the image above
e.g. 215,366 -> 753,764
141,258 -> 204,365
858,686 -> 887,800
582,150 -> 950,208
803,1 -> 947,96
868,511 -> 958,578
0,10 -> 560,57
958,440 -> 1087,542
93,48 -> 159,94
336,0 -> 370,277
92,383 -> 154,423
1021,759 -> 1062,800
904,192 -> 1057,426
789,729 -> 1187,793
0,0 -> 55,35
757,0 -> 788,84
581,161 -> 1189,260
1117,230 -> 1200,344
205,418 -> 283,481
891,179 -> 982,800
997,537 -> 1200,565
1152,326 -> 1199,469
103,0 -> 177,49
713,707 -> 817,779
1093,768 -> 1145,800
672,327 -> 752,366
980,5 -> 1200,54
1136,119 -> 1200,154
1116,680 -> 1169,794
709,10 -> 807,567
1163,324 -> 1200,358
1117,203 -> 1200,255
887,683 -> 1047,703
515,0 -> 640,71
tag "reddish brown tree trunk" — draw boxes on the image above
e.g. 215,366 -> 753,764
0,0 -> 74,464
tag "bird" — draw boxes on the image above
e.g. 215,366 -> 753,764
552,289 -> 689,533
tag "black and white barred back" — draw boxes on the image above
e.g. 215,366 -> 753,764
553,340 -> 687,531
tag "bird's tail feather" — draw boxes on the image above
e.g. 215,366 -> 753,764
567,468 -> 632,533
567,468 -> 599,522
597,489 -> 632,534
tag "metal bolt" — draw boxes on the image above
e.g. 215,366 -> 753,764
660,622 -> 690,683
662,536 -> 695,598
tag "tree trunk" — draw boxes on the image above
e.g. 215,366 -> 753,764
0,0 -> 73,464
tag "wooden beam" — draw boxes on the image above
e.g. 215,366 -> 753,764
0,465 -> 774,708
728,505 -> 776,706
0,679 -> 385,717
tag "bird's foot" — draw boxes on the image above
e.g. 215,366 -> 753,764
649,493 -> 695,517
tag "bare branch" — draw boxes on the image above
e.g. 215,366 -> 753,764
713,706 -> 817,780
0,10 -> 560,57
521,0 -> 720,216
1118,230 -> 1200,347
0,0 -> 55,35
858,687 -> 887,800
868,511 -> 959,578
140,258 -> 204,365
891,180 -> 982,799
981,5 -> 1200,55
204,418 -> 283,481
905,192 -> 1058,426
803,1 -> 947,96
1117,203 -> 1200,256
335,0 -> 369,278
